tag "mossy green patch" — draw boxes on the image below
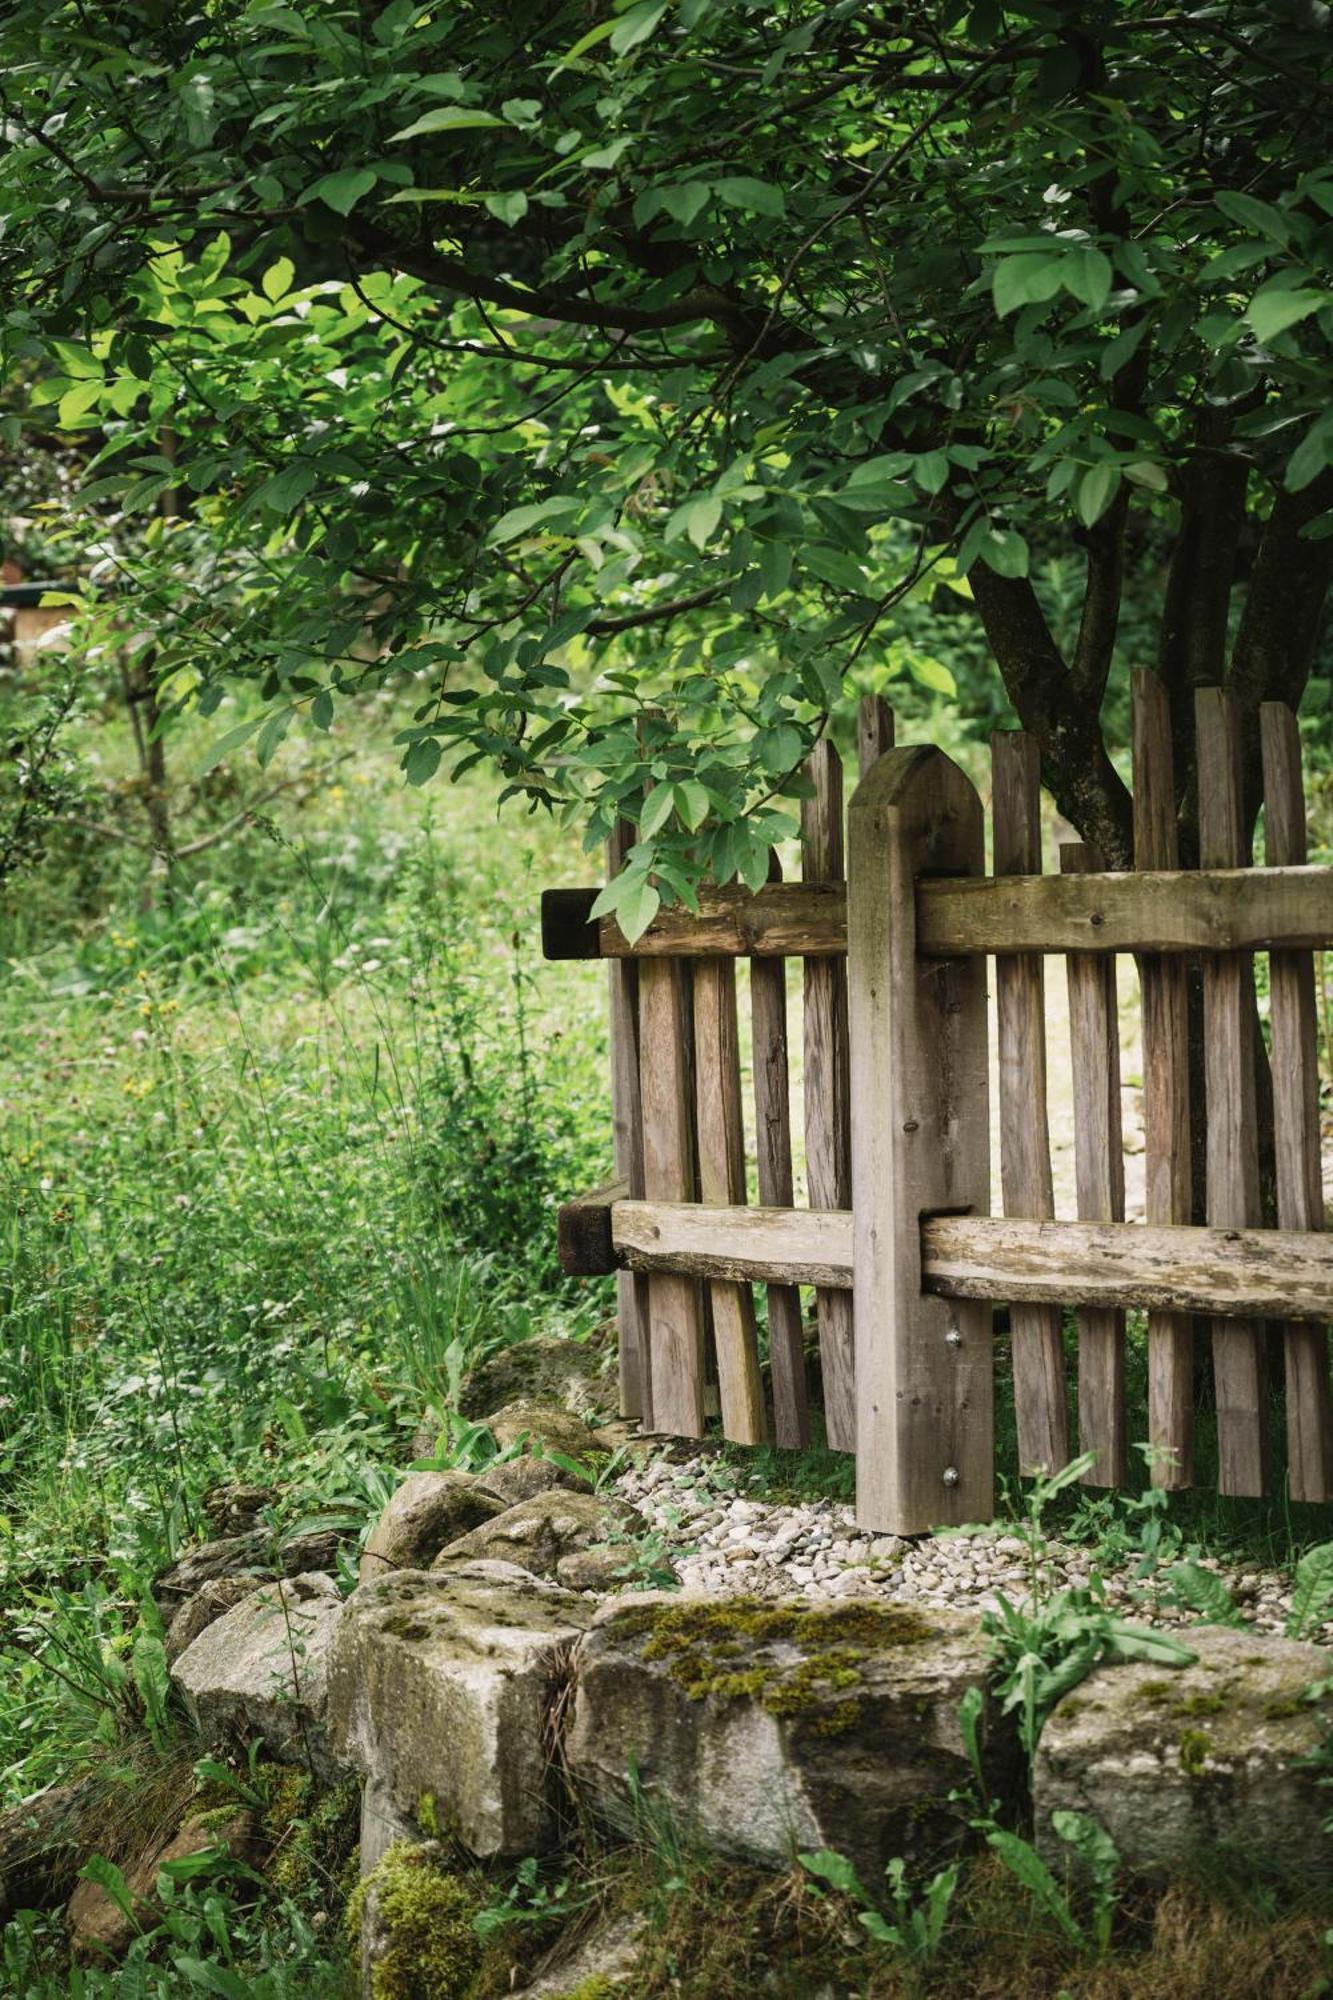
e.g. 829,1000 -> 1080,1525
1173,1692 -> 1227,1718
346,1841 -> 483,2000
612,1596 -> 934,1736
1179,1728 -> 1215,1776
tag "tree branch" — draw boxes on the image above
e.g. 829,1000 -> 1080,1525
968,563 -> 1135,865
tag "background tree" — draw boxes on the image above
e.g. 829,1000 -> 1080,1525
2,0 -> 1331,927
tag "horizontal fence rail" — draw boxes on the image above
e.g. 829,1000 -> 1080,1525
559,1189 -> 1333,1326
543,865 -> 1333,962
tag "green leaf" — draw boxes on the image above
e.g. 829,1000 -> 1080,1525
57,378 -> 105,427
661,182 -> 711,226
390,106 -> 506,143
908,655 -> 956,696
1063,245 -> 1113,313
1286,1541 -> 1333,1639
488,496 -> 580,544
1215,188 -> 1290,243
714,177 -> 785,217
1246,287 -> 1329,343
639,785 -> 676,837
803,544 -> 868,593
615,877 -> 661,942
800,1848 -> 870,1902
1166,1560 -> 1244,1627
992,251 -> 1065,317
912,450 -> 950,494
302,167 -> 377,216
197,714 -> 264,776
985,1830 -> 1085,1949
675,780 -> 710,829
1285,415 -> 1333,492
1076,463 -> 1121,527
261,256 -> 295,302
1124,460 -> 1168,492
403,738 -> 442,785
485,190 -> 529,226
610,1 -> 669,55
977,527 -> 1029,578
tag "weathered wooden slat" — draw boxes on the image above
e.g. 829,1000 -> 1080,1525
802,740 -> 855,1451
694,957 -> 768,1444
637,959 -> 706,1437
1132,667 -> 1194,1489
594,1202 -> 1333,1324
1261,702 -> 1333,1502
1197,687 -> 1269,1496
993,732 -> 1069,1477
1061,842 -> 1127,1488
847,745 -> 993,1534
749,902 -> 810,1448
857,693 -> 896,778
607,820 -> 648,1422
543,866 -> 1333,963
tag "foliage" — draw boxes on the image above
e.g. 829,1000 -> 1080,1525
3,2 -> 1333,916
983,1812 -> 1120,1961
800,1846 -> 960,1962
982,1453 -> 1196,1764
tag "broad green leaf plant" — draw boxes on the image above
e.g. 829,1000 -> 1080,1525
3,3 -> 1332,922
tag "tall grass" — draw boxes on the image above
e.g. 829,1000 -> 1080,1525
0,733 -> 613,1805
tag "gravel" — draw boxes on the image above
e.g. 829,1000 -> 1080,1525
611,1452 -> 1317,1637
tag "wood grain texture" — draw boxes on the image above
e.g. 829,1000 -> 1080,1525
693,957 -> 767,1444
750,918 -> 809,1447
1061,843 -> 1127,1488
857,694 -> 896,778
1197,687 -> 1269,1496
1261,703 -> 1333,1501
637,958 -> 706,1437
847,745 -> 992,1534
802,740 -> 855,1451
605,1201 -> 1333,1322
1132,668 -> 1194,1488
992,732 -> 1069,1476
607,821 -> 648,1422
544,867 -> 1333,962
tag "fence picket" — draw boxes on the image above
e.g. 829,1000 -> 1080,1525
637,958 -> 706,1436
750,884 -> 810,1448
607,821 -> 648,1423
694,957 -> 768,1443
1131,668 -> 1194,1487
992,731 -> 1069,1475
857,694 -> 895,778
802,739 -> 856,1450
1196,686 -> 1269,1495
1060,842 -> 1127,1486
1260,702 -> 1333,1501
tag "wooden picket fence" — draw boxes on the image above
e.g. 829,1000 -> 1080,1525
544,677 -> 1333,1533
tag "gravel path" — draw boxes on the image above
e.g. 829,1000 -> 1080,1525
613,1453 -> 1315,1637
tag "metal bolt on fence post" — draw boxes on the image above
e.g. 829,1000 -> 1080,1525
945,1327 -> 962,1349
942,1466 -> 960,1487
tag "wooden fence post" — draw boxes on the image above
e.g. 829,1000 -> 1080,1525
694,955 -> 768,1443
848,745 -> 992,1533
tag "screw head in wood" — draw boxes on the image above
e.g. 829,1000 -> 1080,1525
945,1327 -> 962,1348
942,1466 -> 960,1487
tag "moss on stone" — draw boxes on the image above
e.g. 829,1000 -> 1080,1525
1179,1728 -> 1215,1776
614,1596 -> 933,1731
1174,1692 -> 1227,1718
258,1763 -> 359,1898
346,1841 -> 483,2000
554,1978 -> 623,2000
417,1792 -> 440,1838
1264,1698 -> 1308,1721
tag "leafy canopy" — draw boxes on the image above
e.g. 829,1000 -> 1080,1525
3,1 -> 1332,911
